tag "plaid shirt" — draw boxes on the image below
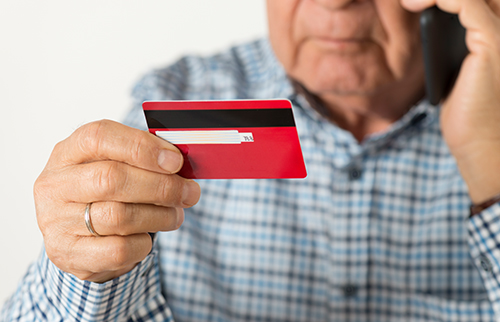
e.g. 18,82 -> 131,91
3,38 -> 500,322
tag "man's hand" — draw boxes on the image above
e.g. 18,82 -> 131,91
402,0 -> 500,204
34,120 -> 200,283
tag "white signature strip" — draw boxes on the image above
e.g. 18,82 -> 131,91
156,130 -> 254,144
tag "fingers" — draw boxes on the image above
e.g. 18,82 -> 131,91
487,0 -> 500,17
47,233 -> 153,282
38,160 -> 200,208
89,202 -> 185,236
401,0 -> 498,18
444,0 -> 500,56
62,202 -> 184,236
48,119 -> 183,175
400,0 -> 436,12
35,119 -> 199,282
400,0 -> 462,12
401,0 -> 500,55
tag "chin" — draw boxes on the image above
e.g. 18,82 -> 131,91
297,69 -> 392,97
290,52 -> 394,97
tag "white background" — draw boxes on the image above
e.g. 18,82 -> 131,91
0,0 -> 267,304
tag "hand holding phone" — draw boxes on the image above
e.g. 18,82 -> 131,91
420,6 -> 468,105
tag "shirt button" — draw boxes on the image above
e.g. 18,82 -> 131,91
480,254 -> 493,273
348,167 -> 363,180
341,283 -> 358,298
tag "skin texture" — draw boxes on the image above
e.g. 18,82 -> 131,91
267,0 -> 500,202
267,0 -> 426,140
402,0 -> 500,203
35,0 -> 500,283
35,120 -> 200,282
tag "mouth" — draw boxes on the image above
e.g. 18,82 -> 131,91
312,37 -> 370,52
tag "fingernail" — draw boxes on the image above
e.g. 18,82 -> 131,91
158,149 -> 183,173
182,180 -> 200,207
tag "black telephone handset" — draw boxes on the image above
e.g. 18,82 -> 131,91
420,6 -> 468,105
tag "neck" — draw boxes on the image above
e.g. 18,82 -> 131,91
295,79 -> 425,142
320,90 -> 424,142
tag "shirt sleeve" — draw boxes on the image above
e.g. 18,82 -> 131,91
1,61 -> 193,322
468,202 -> 500,318
0,238 -> 175,322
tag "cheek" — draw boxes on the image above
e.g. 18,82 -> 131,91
376,5 -> 422,78
266,0 -> 302,70
290,43 -> 393,93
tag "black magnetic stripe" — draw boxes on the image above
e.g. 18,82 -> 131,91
144,109 -> 295,129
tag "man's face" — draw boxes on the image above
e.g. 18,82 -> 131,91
266,0 -> 424,99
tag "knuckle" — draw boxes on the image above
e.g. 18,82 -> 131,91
44,241 -> 59,263
158,175 -> 182,204
33,172 -> 51,201
45,237 -> 77,273
129,132 -> 150,165
33,173 -> 59,231
92,162 -> 124,198
77,120 -> 113,157
107,203 -> 131,235
110,239 -> 132,269
48,141 -> 66,164
36,215 -> 49,234
52,140 -> 65,154
36,213 -> 54,238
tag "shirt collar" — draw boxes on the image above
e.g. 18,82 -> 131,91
257,37 -> 438,149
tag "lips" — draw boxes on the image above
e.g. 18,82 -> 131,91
310,37 -> 371,52
297,5 -> 376,50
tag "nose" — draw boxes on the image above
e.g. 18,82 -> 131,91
313,0 -> 364,10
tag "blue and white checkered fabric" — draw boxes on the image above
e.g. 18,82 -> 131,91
3,38 -> 500,322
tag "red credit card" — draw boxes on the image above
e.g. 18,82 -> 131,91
142,100 -> 307,179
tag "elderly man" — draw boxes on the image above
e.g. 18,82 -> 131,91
3,0 -> 500,321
